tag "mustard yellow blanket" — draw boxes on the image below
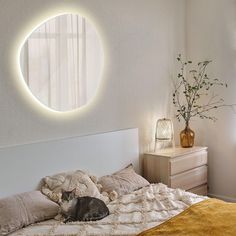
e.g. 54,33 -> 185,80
138,198 -> 236,236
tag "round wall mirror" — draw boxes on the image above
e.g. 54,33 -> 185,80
20,13 -> 104,112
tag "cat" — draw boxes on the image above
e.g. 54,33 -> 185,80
60,189 -> 109,223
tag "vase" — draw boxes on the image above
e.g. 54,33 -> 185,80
180,123 -> 195,148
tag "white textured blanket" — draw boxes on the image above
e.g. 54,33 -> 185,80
10,184 -> 207,236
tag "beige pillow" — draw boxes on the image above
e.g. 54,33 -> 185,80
41,170 -> 107,203
0,191 -> 59,235
98,164 -> 150,196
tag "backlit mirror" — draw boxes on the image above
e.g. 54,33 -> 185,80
20,13 -> 104,112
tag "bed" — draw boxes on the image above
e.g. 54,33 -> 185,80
9,183 -> 206,236
0,129 -> 235,236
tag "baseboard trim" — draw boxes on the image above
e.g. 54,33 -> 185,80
208,193 -> 236,202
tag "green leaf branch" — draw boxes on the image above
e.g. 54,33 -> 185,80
173,54 -> 235,124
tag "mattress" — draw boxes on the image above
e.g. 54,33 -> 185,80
10,183 -> 207,236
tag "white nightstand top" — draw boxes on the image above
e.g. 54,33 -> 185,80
145,146 -> 208,158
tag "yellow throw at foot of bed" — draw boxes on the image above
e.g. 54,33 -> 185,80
137,198 -> 236,236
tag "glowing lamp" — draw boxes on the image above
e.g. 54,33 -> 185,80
154,118 -> 174,151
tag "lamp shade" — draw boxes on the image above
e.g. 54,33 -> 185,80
155,118 -> 174,151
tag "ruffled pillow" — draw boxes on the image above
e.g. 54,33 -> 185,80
41,170 -> 110,204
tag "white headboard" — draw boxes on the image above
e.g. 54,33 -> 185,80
0,128 -> 139,198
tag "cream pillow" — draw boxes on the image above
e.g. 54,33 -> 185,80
0,191 -> 59,235
41,170 -> 110,203
98,164 -> 150,196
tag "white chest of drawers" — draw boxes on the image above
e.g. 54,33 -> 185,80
143,146 -> 208,195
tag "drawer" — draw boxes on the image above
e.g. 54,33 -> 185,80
188,184 -> 208,196
170,165 -> 207,190
170,150 -> 207,175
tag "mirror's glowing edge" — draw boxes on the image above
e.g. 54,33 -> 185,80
17,12 -> 104,114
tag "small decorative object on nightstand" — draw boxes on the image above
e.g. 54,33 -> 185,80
154,118 -> 174,151
143,146 -> 208,195
172,54 -> 235,148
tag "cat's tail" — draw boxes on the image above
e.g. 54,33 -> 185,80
85,211 -> 109,221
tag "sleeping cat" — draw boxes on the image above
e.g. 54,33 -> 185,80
60,189 -> 109,223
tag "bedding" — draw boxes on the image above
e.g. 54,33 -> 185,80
41,170 -> 110,204
9,183 -> 207,236
137,198 -> 236,236
0,191 -> 59,235
98,164 -> 150,196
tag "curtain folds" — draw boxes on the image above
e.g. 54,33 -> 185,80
20,14 -> 103,111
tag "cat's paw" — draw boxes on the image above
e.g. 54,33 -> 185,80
63,217 -> 74,223
54,213 -> 64,221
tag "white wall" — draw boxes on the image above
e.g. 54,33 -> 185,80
0,0 -> 235,201
0,0 -> 186,153
184,0 -> 236,201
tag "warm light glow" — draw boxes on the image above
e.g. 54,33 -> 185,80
155,118 -> 174,151
12,7 -> 107,118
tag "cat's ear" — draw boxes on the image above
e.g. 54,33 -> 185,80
71,188 -> 77,197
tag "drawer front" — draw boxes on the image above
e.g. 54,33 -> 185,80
170,150 -> 207,175
188,184 -> 208,196
170,165 -> 207,190
143,155 -> 169,184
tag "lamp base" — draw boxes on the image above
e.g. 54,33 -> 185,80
154,140 -> 175,152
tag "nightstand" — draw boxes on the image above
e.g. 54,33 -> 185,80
143,146 -> 208,195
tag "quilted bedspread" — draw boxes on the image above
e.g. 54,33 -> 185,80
10,183 -> 207,236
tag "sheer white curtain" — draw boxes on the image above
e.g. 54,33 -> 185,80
21,14 -> 103,111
